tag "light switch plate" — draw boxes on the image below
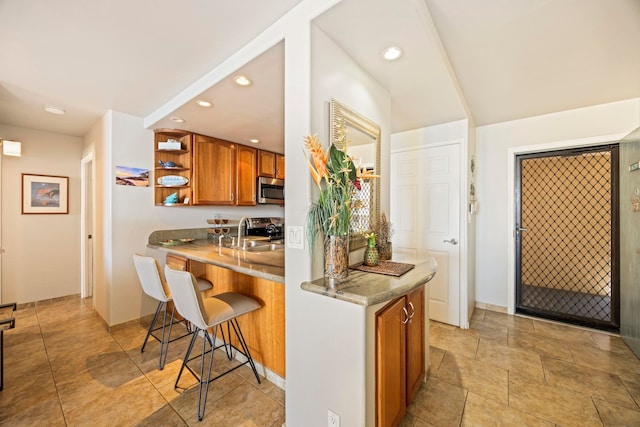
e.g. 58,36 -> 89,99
286,225 -> 304,249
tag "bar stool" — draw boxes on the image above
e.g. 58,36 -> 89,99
164,265 -> 261,421
133,254 -> 213,370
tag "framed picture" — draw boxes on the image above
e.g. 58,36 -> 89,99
22,173 -> 69,214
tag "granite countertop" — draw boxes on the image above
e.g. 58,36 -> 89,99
148,232 -> 285,284
300,255 -> 438,306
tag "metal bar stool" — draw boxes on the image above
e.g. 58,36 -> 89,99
164,265 -> 261,421
133,254 -> 212,370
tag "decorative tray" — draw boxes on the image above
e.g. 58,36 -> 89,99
158,238 -> 195,246
350,261 -> 415,277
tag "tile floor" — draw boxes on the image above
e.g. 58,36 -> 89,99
3,296 -> 640,426
0,295 -> 284,426
402,309 -> 640,427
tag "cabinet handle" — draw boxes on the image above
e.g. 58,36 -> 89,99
402,307 -> 409,324
230,193 -> 234,201
408,302 -> 415,320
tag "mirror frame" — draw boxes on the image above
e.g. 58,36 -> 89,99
329,98 -> 381,250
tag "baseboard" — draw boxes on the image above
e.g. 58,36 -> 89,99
475,301 -> 508,313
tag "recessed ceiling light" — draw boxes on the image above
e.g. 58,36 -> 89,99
170,116 -> 185,123
233,75 -> 252,86
382,46 -> 403,61
44,105 -> 65,115
250,139 -> 260,144
196,100 -> 212,107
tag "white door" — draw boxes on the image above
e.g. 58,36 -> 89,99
391,144 -> 460,326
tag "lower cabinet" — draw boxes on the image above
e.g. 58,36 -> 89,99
376,285 -> 425,427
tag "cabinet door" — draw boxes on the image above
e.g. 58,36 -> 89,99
193,134 -> 237,205
405,286 -> 425,404
376,297 -> 407,427
258,150 -> 276,177
276,154 -> 285,180
237,145 -> 257,205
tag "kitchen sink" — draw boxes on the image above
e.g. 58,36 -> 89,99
245,243 -> 284,252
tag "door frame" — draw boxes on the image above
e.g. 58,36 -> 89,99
391,138 -> 468,328
81,152 -> 95,298
506,133 -> 626,314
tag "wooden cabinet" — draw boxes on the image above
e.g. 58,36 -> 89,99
237,145 -> 257,206
276,154 -> 285,179
154,129 -> 193,206
258,150 -> 276,177
376,286 -> 425,427
192,134 -> 237,205
204,264 -> 286,377
258,150 -> 285,179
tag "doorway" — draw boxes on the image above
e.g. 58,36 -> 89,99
391,143 -> 461,326
81,154 -> 94,299
515,145 -> 620,331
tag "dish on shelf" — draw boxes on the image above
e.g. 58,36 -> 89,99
157,175 -> 189,186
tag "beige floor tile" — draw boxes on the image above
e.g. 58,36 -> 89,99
462,392 -> 553,426
468,318 -> 509,345
430,322 -> 479,359
476,338 -> 544,382
618,372 -> 640,407
541,356 -> 637,410
590,331 -> 636,356
508,329 -> 575,362
532,320 -> 598,346
568,342 -> 640,377
135,404 -> 188,426
593,398 -> 640,426
428,346 -> 445,375
48,339 -> 132,383
509,373 -> 602,426
406,376 -> 467,427
64,376 -> 167,426
436,351 -> 509,405
0,396 -> 66,427
484,311 -> 535,334
470,308 -> 486,321
55,356 -> 145,413
183,382 -> 284,426
400,412 -> 418,427
0,374 -> 59,422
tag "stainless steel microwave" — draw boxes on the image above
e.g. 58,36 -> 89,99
257,177 -> 285,204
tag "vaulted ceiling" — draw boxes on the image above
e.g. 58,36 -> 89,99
1,0 -> 638,151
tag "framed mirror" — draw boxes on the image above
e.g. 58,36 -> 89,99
330,98 -> 381,250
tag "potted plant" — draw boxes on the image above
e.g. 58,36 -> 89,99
304,134 -> 372,281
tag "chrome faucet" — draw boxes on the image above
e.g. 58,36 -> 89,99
237,216 -> 249,247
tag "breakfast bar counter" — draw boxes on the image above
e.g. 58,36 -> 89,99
146,228 -> 286,381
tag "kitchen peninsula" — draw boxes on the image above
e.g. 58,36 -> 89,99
146,227 -> 285,384
301,256 -> 438,426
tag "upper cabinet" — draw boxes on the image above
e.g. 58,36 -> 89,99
154,129 -> 282,207
192,134 -> 237,205
237,145 -> 257,206
258,150 -> 276,177
276,154 -> 285,180
257,150 -> 285,179
154,129 -> 193,206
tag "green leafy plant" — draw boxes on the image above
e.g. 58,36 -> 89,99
304,134 -> 359,248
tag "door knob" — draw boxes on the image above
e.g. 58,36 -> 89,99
443,238 -> 458,245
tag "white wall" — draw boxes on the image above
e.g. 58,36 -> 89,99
0,124 -> 82,303
475,98 -> 640,309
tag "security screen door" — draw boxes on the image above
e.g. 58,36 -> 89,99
515,145 -> 620,331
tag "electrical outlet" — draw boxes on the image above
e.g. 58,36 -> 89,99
328,409 -> 340,427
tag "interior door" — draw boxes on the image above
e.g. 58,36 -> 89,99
391,144 -> 460,326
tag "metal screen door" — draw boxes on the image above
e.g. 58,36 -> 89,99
515,145 -> 620,331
